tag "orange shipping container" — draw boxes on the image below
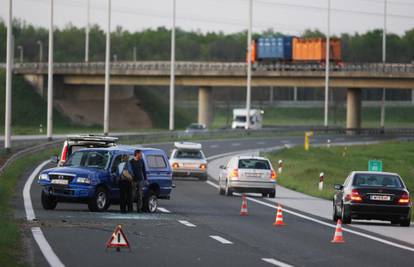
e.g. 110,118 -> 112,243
292,38 -> 341,62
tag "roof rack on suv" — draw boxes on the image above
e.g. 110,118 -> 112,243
66,134 -> 118,145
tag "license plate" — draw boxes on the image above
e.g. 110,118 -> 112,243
51,179 -> 68,185
184,164 -> 198,169
370,195 -> 390,201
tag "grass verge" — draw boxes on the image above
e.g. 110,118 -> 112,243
265,141 -> 414,221
0,147 -> 58,267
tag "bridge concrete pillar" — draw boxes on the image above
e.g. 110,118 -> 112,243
346,88 -> 362,134
198,87 -> 213,128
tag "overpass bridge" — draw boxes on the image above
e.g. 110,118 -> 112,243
13,61 -> 414,130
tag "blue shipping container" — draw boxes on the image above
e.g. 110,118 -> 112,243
256,36 -> 293,61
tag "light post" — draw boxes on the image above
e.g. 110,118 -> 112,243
4,0 -> 13,149
380,0 -> 387,128
103,0 -> 111,135
17,45 -> 23,63
246,0 -> 253,129
85,0 -> 90,62
37,40 -> 43,63
133,46 -> 137,61
113,54 -> 117,62
324,0 -> 331,127
169,0 -> 176,131
46,0 -> 54,140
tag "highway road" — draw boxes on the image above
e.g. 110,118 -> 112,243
16,135 -> 414,267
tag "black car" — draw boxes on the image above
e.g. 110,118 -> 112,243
333,171 -> 411,227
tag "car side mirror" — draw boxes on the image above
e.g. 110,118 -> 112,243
50,155 -> 59,164
219,165 -> 225,169
334,184 -> 344,190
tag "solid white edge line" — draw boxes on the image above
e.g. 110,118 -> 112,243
262,258 -> 294,267
205,179 -> 414,253
23,160 -> 50,221
32,227 -> 65,267
157,207 -> 171,213
178,220 -> 197,227
209,235 -> 233,244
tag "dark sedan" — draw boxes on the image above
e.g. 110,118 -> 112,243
333,171 -> 411,227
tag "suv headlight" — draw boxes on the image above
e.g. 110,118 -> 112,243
38,173 -> 49,181
76,177 -> 91,184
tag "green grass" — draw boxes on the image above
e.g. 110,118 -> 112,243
0,147 -> 59,267
212,106 -> 414,128
265,141 -> 414,220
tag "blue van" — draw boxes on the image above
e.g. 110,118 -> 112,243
38,145 -> 173,212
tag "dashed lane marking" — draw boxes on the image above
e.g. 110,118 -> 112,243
210,144 -> 219,148
178,220 -> 197,227
157,207 -> 171,213
209,235 -> 233,244
231,143 -> 241,147
262,258 -> 294,267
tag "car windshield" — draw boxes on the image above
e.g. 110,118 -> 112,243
188,124 -> 203,130
235,116 -> 246,122
238,159 -> 270,170
64,150 -> 111,170
352,174 -> 404,188
175,150 -> 203,159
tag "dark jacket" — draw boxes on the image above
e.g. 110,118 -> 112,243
128,158 -> 147,182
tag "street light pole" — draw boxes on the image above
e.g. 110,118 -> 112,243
133,46 -> 137,61
4,0 -> 13,149
85,0 -> 90,62
324,0 -> 331,127
246,0 -> 253,130
169,0 -> 176,131
380,0 -> 387,128
46,0 -> 54,140
37,40 -> 43,63
103,0 -> 111,135
17,45 -> 23,63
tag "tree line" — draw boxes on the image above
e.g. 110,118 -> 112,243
1,20 -> 414,63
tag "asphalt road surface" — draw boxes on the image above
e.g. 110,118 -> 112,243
16,135 -> 414,267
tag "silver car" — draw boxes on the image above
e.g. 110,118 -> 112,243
169,142 -> 208,181
218,156 -> 277,197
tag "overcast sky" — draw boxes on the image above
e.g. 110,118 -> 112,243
0,0 -> 413,36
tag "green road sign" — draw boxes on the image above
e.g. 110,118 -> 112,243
368,160 -> 383,172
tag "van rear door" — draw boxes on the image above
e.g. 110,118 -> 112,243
143,151 -> 173,198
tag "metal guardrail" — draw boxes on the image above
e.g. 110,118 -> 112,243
12,61 -> 414,74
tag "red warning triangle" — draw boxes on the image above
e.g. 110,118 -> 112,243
106,225 -> 131,250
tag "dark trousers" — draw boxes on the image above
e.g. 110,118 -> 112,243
119,180 -> 133,213
135,181 -> 144,212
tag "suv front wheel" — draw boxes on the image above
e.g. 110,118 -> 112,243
88,187 -> 110,212
41,191 -> 57,210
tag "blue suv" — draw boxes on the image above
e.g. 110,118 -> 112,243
38,145 -> 173,212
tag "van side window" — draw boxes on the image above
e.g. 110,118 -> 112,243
111,154 -> 129,173
147,155 -> 167,169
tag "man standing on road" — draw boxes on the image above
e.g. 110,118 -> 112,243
128,149 -> 148,212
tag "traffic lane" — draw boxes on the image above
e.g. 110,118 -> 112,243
159,179 -> 414,267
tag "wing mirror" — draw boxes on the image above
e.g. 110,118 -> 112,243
219,165 -> 225,169
50,155 -> 59,164
334,184 -> 344,190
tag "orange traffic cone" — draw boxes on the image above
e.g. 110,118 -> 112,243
331,219 -> 345,243
273,204 -> 285,226
240,195 -> 248,216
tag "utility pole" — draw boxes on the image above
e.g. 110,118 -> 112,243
133,46 -> 137,61
324,0 -> 331,127
169,0 -> 176,131
4,0 -> 13,149
246,0 -> 253,129
17,45 -> 23,63
104,0 -> 111,135
37,40 -> 43,63
380,0 -> 387,128
85,0 -> 90,62
46,0 -> 54,140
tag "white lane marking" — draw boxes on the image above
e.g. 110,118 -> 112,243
281,140 -> 290,144
23,160 -> 50,221
257,141 -> 266,145
206,180 -> 219,189
210,144 -> 219,148
231,143 -> 241,146
32,227 -> 65,267
262,258 -> 294,267
205,180 -> 414,253
25,161 -> 66,266
157,207 -> 171,213
178,220 -> 197,227
209,235 -> 233,244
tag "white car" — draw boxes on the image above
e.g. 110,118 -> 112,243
169,142 -> 208,181
218,156 -> 277,197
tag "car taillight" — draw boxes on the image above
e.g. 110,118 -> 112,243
172,162 -> 179,169
271,169 -> 277,180
59,142 -> 68,164
398,192 -> 410,204
351,189 -> 362,201
200,164 -> 207,170
230,169 -> 238,178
